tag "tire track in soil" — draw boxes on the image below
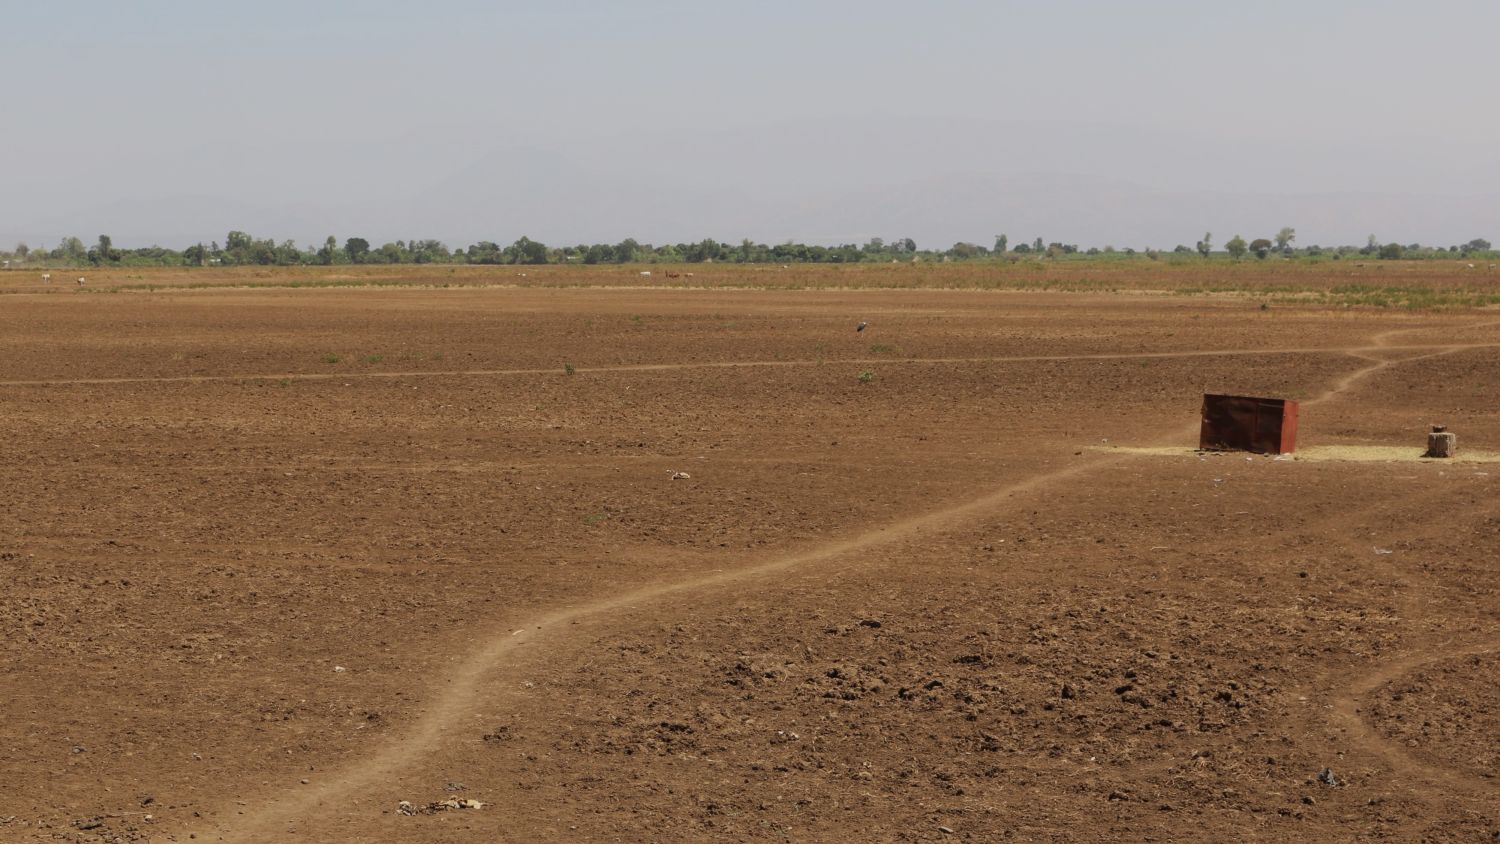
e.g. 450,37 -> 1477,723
189,327 -> 1492,841
3,342 -> 1498,388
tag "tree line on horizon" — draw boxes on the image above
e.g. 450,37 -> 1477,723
1,229 -> 1494,268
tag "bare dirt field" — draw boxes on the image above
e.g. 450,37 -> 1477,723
3,266 -> 1499,842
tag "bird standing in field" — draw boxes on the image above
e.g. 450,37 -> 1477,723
856,321 -> 868,333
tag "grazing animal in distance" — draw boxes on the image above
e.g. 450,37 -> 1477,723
856,321 -> 868,333
41,273 -> 51,284
76,277 -> 86,286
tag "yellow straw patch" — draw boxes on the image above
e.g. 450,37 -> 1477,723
1093,445 -> 1500,463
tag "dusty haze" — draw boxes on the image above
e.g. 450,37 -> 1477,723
4,0 -> 1497,248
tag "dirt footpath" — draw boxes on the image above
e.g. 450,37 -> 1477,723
2,284 -> 1497,841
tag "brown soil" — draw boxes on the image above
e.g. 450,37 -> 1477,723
2,274 -> 1499,842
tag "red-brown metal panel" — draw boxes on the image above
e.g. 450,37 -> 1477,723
1277,400 -> 1299,454
1199,394 -> 1299,455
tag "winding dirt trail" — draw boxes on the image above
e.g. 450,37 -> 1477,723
190,322 -> 1499,841
1327,640 -> 1500,798
1304,320 -> 1500,797
1298,322 -> 1484,408
1265,478 -> 1500,799
198,450 -> 1129,842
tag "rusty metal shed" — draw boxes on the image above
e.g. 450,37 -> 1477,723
1199,394 -> 1299,455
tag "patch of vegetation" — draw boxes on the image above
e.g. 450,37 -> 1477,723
857,370 -> 875,384
564,362 -> 576,376
322,353 -> 341,364
363,354 -> 384,364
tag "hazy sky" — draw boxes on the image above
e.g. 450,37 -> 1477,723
4,1 -> 1497,248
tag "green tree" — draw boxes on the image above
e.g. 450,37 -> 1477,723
409,239 -> 449,263
97,234 -> 114,263
1274,226 -> 1296,251
1378,242 -> 1405,260
1225,235 -> 1248,259
13,242 -> 28,261
375,241 -> 408,264
317,236 -> 339,265
507,236 -> 548,264
275,239 -> 302,265
684,238 -> 723,262
1250,238 -> 1273,259
247,239 -> 278,265
345,237 -> 370,264
994,234 -> 1008,253
1196,232 -> 1212,258
466,241 -> 503,264
219,231 -> 251,264
54,236 -> 86,262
